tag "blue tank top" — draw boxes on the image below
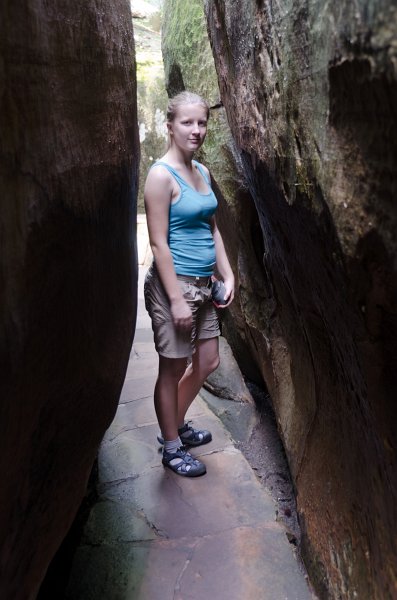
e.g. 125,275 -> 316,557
151,160 -> 218,276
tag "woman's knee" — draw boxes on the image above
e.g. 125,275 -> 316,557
206,352 -> 220,375
194,344 -> 219,377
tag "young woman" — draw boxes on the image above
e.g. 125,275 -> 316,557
144,91 -> 234,477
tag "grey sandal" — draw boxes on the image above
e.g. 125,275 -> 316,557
157,421 -> 212,447
162,446 -> 206,477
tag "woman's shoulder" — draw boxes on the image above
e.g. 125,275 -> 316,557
146,161 -> 174,182
144,162 -> 176,200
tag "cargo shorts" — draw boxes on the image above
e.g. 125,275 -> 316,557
144,263 -> 220,358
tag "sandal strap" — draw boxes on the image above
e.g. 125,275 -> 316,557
179,422 -> 210,442
158,422 -> 212,448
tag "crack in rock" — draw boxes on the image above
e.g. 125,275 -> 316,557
119,394 -> 153,405
173,540 -> 201,600
196,445 -> 235,457
105,419 -> 158,442
137,509 -> 168,539
97,474 -> 139,494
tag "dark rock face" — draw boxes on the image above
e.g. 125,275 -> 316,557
0,2 -> 138,598
205,1 -> 397,598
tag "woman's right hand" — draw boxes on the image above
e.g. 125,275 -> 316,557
170,297 -> 193,331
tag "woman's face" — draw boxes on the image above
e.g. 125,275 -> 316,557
168,103 -> 208,152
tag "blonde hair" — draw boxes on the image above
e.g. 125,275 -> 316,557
166,91 -> 210,123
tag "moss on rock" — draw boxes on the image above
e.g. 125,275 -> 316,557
134,17 -> 168,211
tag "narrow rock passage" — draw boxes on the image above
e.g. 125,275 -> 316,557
65,267 -> 314,600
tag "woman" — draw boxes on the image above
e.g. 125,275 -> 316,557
144,91 -> 234,477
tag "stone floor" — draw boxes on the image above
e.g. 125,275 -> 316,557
64,267 -> 314,600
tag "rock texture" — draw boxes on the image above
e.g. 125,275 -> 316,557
203,2 -> 397,599
162,0 -> 397,598
0,2 -> 139,598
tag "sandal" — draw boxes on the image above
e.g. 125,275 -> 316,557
162,446 -> 206,477
157,421 -> 212,447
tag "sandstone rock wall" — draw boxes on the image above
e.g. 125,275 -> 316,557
204,1 -> 397,598
0,2 -> 139,598
162,0 -> 397,597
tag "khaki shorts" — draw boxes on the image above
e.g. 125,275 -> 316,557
144,264 -> 220,358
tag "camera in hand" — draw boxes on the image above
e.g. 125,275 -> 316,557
211,280 -> 227,305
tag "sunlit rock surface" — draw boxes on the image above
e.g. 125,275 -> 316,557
133,1 -> 168,212
204,1 -> 397,598
0,1 -> 139,598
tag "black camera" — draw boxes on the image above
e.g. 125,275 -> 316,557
211,280 -> 227,305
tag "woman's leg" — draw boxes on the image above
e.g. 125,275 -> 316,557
154,355 -> 187,441
156,354 -> 207,477
177,336 -> 220,426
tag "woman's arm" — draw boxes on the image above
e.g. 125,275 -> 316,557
144,167 -> 192,330
211,215 -> 235,307
199,162 -> 235,307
